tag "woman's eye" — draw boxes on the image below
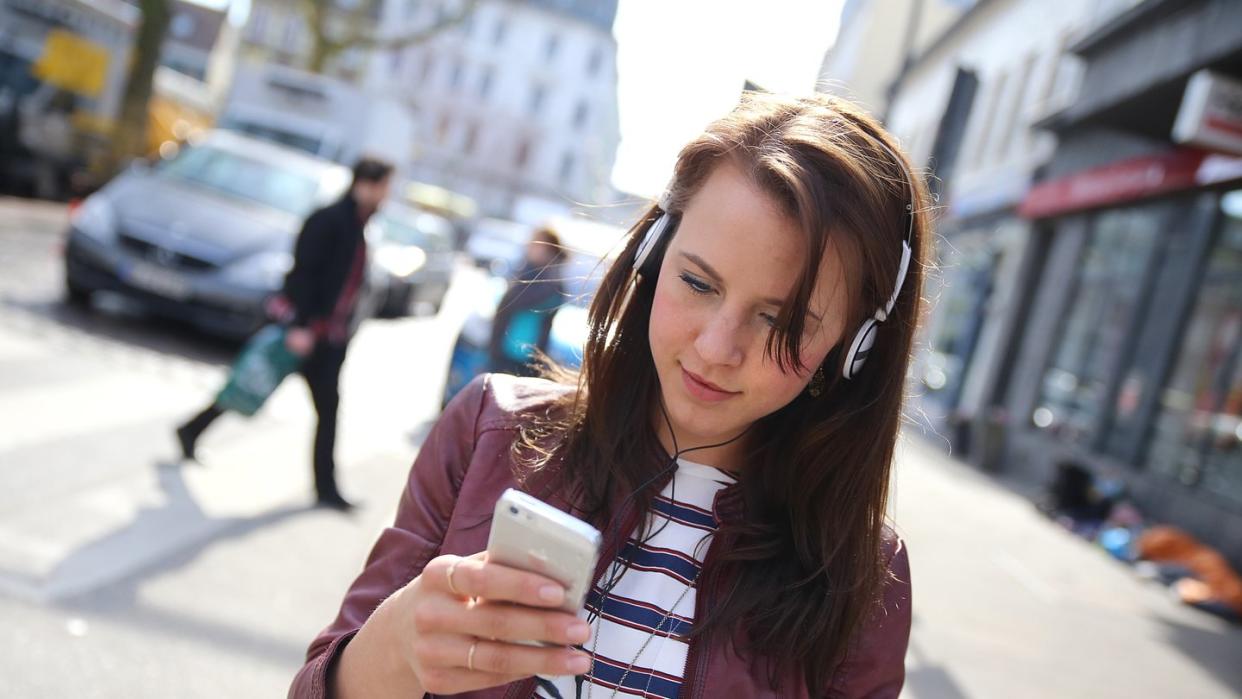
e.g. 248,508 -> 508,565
678,272 -> 713,294
759,312 -> 779,328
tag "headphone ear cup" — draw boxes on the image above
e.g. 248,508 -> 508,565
843,318 -> 878,380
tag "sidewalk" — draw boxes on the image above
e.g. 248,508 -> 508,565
896,436 -> 1242,699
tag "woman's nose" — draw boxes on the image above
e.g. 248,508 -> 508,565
693,311 -> 745,368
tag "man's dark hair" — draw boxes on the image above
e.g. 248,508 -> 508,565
352,157 -> 394,185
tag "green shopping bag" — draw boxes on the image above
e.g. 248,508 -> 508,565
215,325 -> 302,416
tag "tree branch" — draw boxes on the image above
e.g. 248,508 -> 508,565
341,0 -> 478,53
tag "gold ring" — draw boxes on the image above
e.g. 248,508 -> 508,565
467,639 -> 479,672
446,559 -> 462,596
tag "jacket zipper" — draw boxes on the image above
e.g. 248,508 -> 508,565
677,527 -> 729,699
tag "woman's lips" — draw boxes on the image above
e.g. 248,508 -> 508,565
680,366 -> 739,402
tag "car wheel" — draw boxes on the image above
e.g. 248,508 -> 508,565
380,287 -> 410,318
428,289 -> 446,316
64,274 -> 93,307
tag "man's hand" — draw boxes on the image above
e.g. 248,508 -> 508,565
285,327 -> 315,356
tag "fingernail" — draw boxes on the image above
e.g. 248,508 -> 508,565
568,654 -> 592,674
539,585 -> 564,603
567,621 -> 589,642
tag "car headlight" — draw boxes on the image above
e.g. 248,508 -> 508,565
375,245 -> 427,278
221,250 -> 293,290
71,195 -> 117,243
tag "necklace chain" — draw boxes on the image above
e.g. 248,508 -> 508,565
584,579 -> 695,699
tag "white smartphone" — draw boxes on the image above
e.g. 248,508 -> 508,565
486,488 -> 602,615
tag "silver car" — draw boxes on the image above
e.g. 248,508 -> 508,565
372,201 -> 455,317
63,130 -> 352,338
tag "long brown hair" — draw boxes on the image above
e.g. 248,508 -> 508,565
518,92 -> 929,694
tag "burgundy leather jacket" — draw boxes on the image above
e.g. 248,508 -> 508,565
290,374 -> 912,698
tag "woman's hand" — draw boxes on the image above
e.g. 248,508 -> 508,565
333,552 -> 592,698
284,327 -> 315,356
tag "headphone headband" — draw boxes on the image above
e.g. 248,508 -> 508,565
842,140 -> 916,380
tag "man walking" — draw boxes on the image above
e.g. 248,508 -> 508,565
176,157 -> 394,511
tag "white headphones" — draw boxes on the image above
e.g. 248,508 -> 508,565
633,144 -> 916,381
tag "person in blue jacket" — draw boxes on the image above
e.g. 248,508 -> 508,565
487,225 -> 568,377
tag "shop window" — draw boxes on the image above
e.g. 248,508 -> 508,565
1146,191 -> 1242,504
920,238 -> 996,406
1033,204 -> 1163,443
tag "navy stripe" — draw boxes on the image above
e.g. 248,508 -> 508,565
650,497 -> 717,530
589,655 -> 683,698
586,588 -> 693,637
619,541 -> 700,583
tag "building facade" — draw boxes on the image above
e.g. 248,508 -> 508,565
883,0 -> 1126,458
1003,0 -> 1242,565
816,0 -> 965,119
238,0 -> 619,219
874,0 -> 1242,566
369,0 -> 620,218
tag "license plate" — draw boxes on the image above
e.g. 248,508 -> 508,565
126,262 -> 191,300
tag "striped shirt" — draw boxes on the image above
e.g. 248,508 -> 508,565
538,459 -> 735,699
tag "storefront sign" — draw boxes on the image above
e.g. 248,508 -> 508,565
1173,70 -> 1242,156
1018,148 -> 1208,219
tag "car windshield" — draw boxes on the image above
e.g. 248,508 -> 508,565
157,145 -> 320,215
379,213 -> 452,252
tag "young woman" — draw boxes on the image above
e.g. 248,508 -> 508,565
290,92 -> 926,698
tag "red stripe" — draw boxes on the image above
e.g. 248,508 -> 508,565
653,493 -> 714,517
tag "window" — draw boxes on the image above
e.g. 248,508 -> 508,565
405,0 -> 419,19
1146,191 -> 1242,503
559,150 -> 575,184
544,33 -> 560,60
462,123 -> 477,154
586,46 -> 603,76
995,54 -> 1036,160
421,54 -> 437,84
478,65 -> 493,98
528,83 -> 546,115
920,236 -> 998,404
514,138 -> 531,169
572,99 -> 588,129
389,49 -> 403,77
968,71 -> 1007,167
403,48 -> 419,80
1033,205 -> 1164,444
492,15 -> 508,45
437,112 -> 452,144
281,14 -> 301,52
246,5 -> 269,41
449,58 -> 464,89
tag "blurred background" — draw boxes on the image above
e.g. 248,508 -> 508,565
2,0 -> 1242,696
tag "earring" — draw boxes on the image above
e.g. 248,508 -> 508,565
807,366 -> 825,398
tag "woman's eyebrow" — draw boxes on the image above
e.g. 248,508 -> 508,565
680,251 -> 722,282
680,251 -> 823,323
